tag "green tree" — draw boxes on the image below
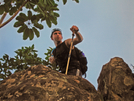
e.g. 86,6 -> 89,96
0,0 -> 79,40
0,45 -> 57,81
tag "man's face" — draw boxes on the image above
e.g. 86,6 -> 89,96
51,31 -> 63,42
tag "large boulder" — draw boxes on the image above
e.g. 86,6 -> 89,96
97,57 -> 134,101
0,65 -> 102,101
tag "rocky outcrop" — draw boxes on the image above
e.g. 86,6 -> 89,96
0,65 -> 102,101
0,57 -> 133,101
97,57 -> 134,101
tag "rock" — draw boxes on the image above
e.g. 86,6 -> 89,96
1,57 -> 133,101
97,57 -> 134,101
0,65 -> 102,101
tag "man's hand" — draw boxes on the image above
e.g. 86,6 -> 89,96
49,55 -> 55,64
65,25 -> 83,47
70,25 -> 79,34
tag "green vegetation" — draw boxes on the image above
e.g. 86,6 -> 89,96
0,45 -> 58,81
0,0 -> 79,40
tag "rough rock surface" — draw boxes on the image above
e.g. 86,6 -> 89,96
97,57 -> 134,101
1,57 -> 133,101
0,65 -> 102,101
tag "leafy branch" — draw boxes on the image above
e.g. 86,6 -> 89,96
0,44 -> 57,81
0,0 -> 79,40
0,1 -> 28,28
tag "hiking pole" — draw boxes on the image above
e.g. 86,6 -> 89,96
65,33 -> 75,75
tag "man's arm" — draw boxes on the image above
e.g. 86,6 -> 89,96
73,31 -> 83,45
65,25 -> 83,47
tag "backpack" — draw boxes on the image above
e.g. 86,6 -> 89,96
74,47 -> 88,76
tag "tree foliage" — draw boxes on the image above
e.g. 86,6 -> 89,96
0,0 -> 79,40
0,44 -> 57,81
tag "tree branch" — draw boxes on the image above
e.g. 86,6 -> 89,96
0,12 -> 7,25
0,1 -> 28,29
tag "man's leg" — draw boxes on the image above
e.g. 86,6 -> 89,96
76,69 -> 82,76
67,69 -> 82,77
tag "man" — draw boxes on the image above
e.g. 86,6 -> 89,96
49,25 -> 83,76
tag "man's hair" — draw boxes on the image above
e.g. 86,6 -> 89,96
50,28 -> 62,38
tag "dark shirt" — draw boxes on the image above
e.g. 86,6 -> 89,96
52,41 -> 81,73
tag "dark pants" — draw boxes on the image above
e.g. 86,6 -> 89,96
61,68 -> 82,77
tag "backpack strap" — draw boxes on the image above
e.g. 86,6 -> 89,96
51,47 -> 56,56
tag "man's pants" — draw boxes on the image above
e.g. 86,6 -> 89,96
66,69 -> 82,77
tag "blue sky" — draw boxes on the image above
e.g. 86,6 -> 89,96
0,0 -> 134,89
